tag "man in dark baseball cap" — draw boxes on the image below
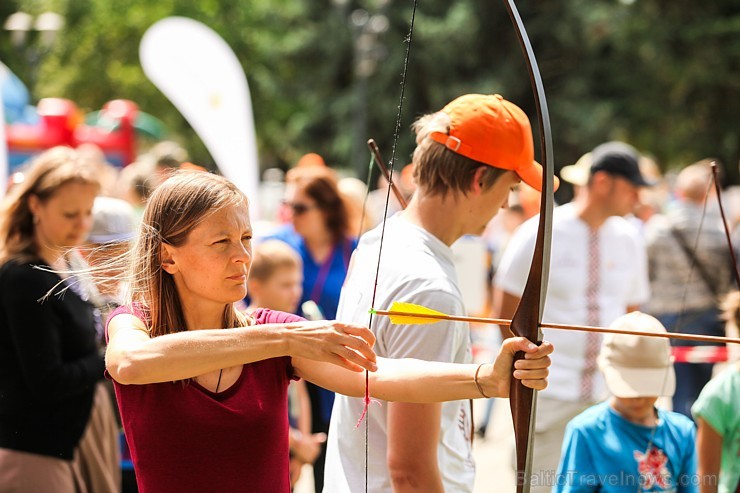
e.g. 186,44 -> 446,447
589,141 -> 654,187
494,140 -> 653,492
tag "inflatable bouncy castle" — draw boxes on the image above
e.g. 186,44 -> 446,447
2,62 -> 165,172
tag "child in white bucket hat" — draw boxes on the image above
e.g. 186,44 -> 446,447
555,312 -> 699,492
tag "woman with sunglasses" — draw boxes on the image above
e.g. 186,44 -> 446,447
271,166 -> 355,322
267,164 -> 357,491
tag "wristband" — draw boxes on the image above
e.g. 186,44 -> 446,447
474,363 -> 491,398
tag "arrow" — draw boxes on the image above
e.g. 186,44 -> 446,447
367,139 -> 408,210
370,302 -> 740,345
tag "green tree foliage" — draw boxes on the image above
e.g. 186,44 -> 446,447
2,0 -> 738,183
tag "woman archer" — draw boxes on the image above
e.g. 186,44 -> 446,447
103,169 -> 553,492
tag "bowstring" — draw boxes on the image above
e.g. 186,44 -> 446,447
674,171 -> 715,333
363,1 -> 419,490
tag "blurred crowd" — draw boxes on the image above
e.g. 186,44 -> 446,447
0,135 -> 738,493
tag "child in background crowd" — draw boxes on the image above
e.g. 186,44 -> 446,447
268,166 -> 358,492
79,195 -> 138,492
79,196 -> 137,310
555,312 -> 697,493
247,240 -> 326,488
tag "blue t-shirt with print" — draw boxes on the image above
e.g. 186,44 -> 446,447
554,401 -> 697,493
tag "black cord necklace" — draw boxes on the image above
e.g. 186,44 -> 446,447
215,369 -> 223,393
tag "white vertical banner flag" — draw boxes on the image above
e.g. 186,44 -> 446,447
140,17 -> 260,217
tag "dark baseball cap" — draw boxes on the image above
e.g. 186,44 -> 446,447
590,141 -> 654,187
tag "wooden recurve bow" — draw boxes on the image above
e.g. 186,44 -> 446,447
501,1 -> 555,492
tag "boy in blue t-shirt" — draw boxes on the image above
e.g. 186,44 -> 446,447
554,312 -> 698,493
247,240 -> 326,488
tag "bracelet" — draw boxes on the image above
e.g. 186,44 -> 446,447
474,363 -> 490,398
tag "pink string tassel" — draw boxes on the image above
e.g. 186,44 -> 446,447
354,379 -> 381,429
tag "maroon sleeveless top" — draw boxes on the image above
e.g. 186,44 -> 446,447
106,306 -> 303,493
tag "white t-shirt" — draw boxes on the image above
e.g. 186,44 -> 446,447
495,203 -> 650,402
324,215 -> 475,493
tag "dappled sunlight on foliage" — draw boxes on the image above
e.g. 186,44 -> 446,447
1,0 -> 738,182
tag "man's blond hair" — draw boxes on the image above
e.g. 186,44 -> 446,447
411,111 -> 507,197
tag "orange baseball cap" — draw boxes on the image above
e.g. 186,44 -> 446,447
429,94 -> 552,192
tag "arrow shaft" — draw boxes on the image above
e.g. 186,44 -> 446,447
367,139 -> 408,210
375,309 -> 740,345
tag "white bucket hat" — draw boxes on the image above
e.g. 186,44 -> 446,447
87,196 -> 136,244
598,311 -> 676,398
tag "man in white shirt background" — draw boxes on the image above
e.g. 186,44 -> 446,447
493,141 -> 652,493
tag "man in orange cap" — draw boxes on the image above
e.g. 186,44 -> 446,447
324,94 -> 553,492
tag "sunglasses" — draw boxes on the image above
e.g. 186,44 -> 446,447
283,201 -> 316,215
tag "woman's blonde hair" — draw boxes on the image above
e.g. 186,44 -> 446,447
126,170 -> 250,337
0,146 -> 100,264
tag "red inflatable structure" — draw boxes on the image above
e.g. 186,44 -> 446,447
6,98 -> 164,171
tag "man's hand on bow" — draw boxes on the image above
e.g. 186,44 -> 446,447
479,338 -> 554,398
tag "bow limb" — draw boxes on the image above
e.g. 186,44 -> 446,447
501,1 -> 555,492
710,162 -> 740,291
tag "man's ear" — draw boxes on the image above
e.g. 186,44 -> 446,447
590,170 -> 611,194
471,166 -> 487,195
160,244 -> 178,274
